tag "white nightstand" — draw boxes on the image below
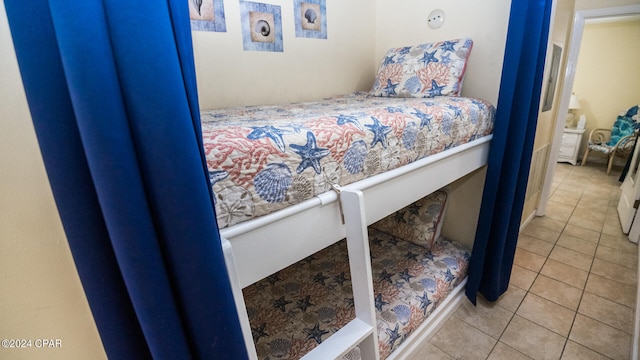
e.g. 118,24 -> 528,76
557,127 -> 586,165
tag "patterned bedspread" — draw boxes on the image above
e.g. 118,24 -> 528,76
243,230 -> 470,359
201,92 -> 495,228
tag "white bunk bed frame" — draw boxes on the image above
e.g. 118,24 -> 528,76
221,135 -> 492,360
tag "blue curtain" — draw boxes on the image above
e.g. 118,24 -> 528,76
5,1 -> 248,358
466,0 -> 553,303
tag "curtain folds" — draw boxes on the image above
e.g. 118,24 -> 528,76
466,0 -> 553,303
5,1 -> 248,358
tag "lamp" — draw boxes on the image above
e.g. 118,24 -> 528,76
566,93 -> 581,127
569,94 -> 581,110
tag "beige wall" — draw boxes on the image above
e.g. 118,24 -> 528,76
522,0 -> 576,223
533,0 -> 576,151
195,0 -> 513,109
193,0 -> 376,108
576,0 -> 640,10
525,0 -> 640,222
573,19 -> 640,156
374,0 -> 511,105
0,3 -> 106,359
372,0 -> 512,243
442,167 -> 488,250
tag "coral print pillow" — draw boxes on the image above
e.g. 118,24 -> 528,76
370,38 -> 473,98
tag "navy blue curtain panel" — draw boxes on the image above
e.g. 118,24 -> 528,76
466,0 -> 552,304
5,1 -> 248,359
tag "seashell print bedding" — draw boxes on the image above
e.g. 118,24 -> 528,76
201,92 -> 494,228
242,229 -> 470,359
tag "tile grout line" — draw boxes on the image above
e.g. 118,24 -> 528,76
430,164 -> 632,360
549,165 -> 629,359
558,166 -> 617,359
557,185 -> 596,359
567,183 -> 632,359
483,165 -> 575,360
506,165 -> 617,359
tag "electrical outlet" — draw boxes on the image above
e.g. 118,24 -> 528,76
427,9 -> 445,29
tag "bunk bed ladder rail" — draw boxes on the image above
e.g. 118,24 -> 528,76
221,238 -> 259,359
221,188 -> 381,360
299,188 -> 379,360
331,189 -> 379,359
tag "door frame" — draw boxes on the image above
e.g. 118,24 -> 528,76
536,4 -> 640,217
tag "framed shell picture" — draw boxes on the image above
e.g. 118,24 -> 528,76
294,0 -> 326,39
189,0 -> 227,32
240,1 -> 284,52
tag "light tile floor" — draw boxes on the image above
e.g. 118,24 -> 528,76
411,163 -> 638,360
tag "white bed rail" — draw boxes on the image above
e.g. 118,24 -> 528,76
220,135 -> 492,359
340,189 -> 380,360
221,135 -> 492,288
221,238 -> 259,359
221,190 -> 382,360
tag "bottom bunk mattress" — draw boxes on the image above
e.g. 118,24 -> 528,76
242,230 -> 470,359
201,93 -> 494,229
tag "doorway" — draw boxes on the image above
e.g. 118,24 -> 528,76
537,4 -> 640,218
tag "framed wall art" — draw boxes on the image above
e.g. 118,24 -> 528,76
240,1 -> 284,52
541,43 -> 562,112
189,0 -> 227,32
294,0 -> 327,39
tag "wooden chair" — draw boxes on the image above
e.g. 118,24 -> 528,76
581,105 -> 640,174
581,129 -> 637,174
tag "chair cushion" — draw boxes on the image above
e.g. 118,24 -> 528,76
587,143 -> 614,155
623,105 -> 639,119
607,115 -> 635,146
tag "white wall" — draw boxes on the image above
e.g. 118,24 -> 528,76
0,3 -> 106,359
193,0 -> 377,108
375,0 -> 512,105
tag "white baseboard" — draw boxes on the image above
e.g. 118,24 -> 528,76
520,211 -> 536,232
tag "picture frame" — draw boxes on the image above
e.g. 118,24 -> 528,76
240,1 -> 284,52
294,0 -> 327,39
189,0 -> 227,32
542,43 -> 562,112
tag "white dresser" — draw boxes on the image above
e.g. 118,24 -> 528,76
557,127 -> 585,165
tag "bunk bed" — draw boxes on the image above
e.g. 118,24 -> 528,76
201,38 -> 496,359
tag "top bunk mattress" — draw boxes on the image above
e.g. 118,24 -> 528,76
201,92 -> 495,229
